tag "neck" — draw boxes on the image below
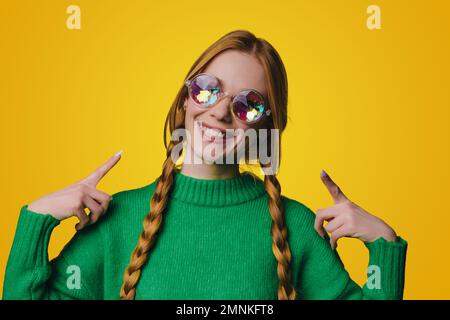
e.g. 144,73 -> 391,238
180,162 -> 241,180
171,167 -> 266,207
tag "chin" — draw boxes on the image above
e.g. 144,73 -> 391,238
193,146 -> 235,165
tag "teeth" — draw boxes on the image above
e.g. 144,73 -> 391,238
204,127 -> 224,138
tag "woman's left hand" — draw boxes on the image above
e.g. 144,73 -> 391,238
314,170 -> 398,250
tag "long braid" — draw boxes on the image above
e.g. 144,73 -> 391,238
264,174 -> 297,300
120,141 -> 179,299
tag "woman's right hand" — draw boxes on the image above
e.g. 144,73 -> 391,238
27,150 -> 122,231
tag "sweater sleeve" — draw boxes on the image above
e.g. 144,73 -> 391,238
296,222 -> 408,300
3,205 -> 105,300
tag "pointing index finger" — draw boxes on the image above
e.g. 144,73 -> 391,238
320,169 -> 348,204
83,150 -> 123,186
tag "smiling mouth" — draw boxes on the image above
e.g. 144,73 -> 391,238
196,121 -> 236,143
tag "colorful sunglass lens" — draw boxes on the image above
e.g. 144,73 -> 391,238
233,90 -> 266,123
190,75 -> 220,106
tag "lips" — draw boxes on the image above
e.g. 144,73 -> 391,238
202,123 -> 226,134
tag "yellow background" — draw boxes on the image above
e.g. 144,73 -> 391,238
1,0 -> 449,299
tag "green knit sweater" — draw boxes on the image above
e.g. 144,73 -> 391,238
3,170 -> 407,300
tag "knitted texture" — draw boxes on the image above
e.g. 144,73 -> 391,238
3,170 -> 407,299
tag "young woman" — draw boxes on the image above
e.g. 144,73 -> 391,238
3,30 -> 407,300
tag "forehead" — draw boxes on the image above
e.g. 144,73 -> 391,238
203,50 -> 267,96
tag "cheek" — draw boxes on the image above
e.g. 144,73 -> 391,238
236,122 -> 257,134
184,103 -> 201,129
184,102 -> 212,140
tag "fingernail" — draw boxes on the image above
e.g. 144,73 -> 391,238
320,169 -> 328,178
115,150 -> 123,157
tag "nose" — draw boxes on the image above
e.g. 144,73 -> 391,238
209,95 -> 233,122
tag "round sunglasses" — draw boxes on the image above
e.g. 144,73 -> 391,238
184,73 -> 271,124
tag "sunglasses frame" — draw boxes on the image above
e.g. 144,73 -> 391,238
184,72 -> 271,125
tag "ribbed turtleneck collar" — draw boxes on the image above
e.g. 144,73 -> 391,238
170,170 -> 267,207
